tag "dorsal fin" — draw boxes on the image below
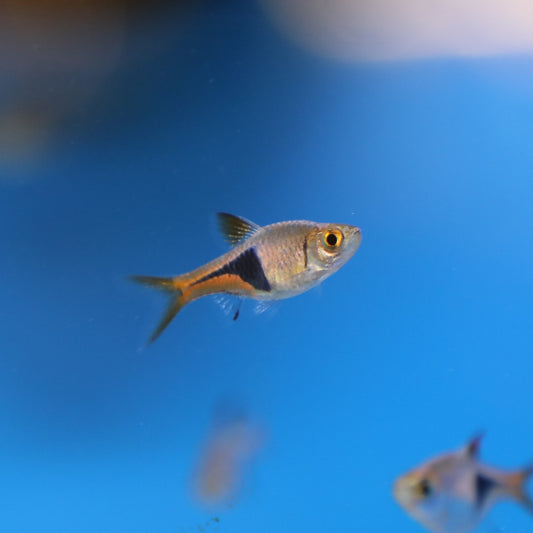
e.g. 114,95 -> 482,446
217,213 -> 261,245
462,432 -> 484,459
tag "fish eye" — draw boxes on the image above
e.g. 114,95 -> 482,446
416,479 -> 433,499
322,229 -> 343,250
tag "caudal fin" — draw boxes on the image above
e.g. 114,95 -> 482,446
506,465 -> 533,515
129,275 -> 187,343
129,275 -> 177,292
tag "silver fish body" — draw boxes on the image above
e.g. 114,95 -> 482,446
131,213 -> 362,341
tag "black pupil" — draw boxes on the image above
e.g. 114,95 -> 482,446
419,480 -> 432,497
326,233 -> 338,246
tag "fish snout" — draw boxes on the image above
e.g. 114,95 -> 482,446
344,225 -> 362,251
393,476 -> 413,507
392,478 -> 402,500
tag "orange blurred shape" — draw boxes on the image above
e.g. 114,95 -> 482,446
0,0 -> 128,168
192,414 -> 266,507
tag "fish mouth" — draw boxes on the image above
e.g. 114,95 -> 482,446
393,477 -> 414,507
345,225 -> 362,251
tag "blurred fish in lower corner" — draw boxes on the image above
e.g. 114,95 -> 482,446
191,407 -> 267,508
393,434 -> 533,533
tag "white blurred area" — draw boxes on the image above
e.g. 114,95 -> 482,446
260,0 -> 533,61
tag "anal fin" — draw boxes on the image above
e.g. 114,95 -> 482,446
213,294 -> 242,321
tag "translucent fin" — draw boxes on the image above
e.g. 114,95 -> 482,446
506,465 -> 533,515
216,213 -> 261,246
150,292 -> 188,342
253,300 -> 278,316
129,275 -> 175,292
130,274 -> 186,343
462,432 -> 484,459
213,294 -> 242,321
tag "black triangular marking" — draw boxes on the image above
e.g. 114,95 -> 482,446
476,474 -> 497,508
194,247 -> 271,292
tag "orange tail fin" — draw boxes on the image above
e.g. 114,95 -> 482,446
129,275 -> 188,343
506,465 -> 533,515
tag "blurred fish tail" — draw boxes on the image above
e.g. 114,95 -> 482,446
129,275 -> 176,291
130,274 -> 189,343
505,464 -> 533,515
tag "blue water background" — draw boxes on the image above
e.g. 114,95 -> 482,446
2,2 -> 533,532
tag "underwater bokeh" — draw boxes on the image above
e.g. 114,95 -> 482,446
1,1 -> 533,532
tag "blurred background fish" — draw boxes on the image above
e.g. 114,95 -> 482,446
394,435 -> 533,533
191,406 -> 266,508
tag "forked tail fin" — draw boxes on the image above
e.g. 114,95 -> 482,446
506,464 -> 533,516
129,275 -> 176,292
129,275 -> 187,343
